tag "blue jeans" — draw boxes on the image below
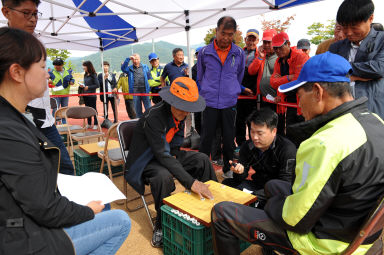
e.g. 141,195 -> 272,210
64,210 -> 131,255
40,125 -> 74,175
133,95 -> 151,118
52,96 -> 69,124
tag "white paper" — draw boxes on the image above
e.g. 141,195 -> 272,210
53,85 -> 64,91
242,188 -> 254,194
266,94 -> 275,101
57,172 -> 126,205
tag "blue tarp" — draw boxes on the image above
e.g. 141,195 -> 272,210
72,0 -> 137,51
275,0 -> 323,9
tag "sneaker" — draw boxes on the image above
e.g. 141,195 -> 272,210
86,125 -> 92,129
92,125 -> 98,130
233,147 -> 240,160
222,170 -> 233,179
151,226 -> 163,248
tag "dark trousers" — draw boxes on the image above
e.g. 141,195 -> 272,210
277,108 -> 304,147
102,97 -> 117,122
124,99 -> 136,119
199,106 -> 236,173
83,96 -> 98,125
194,112 -> 202,135
211,124 -> 222,161
212,180 -> 296,255
142,151 -> 217,228
151,86 -> 162,104
40,125 -> 74,175
235,99 -> 256,147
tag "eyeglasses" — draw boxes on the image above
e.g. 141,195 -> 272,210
7,7 -> 42,19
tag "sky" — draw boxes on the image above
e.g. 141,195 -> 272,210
69,0 -> 384,57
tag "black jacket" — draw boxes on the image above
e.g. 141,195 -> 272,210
83,73 -> 100,97
0,97 -> 94,255
125,101 -> 195,195
97,72 -> 117,102
233,134 -> 296,188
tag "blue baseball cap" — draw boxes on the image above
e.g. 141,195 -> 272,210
148,52 -> 158,61
278,52 -> 352,93
195,46 -> 203,55
246,29 -> 259,38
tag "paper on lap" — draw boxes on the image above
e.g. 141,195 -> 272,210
57,172 -> 126,205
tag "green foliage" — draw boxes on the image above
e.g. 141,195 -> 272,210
65,60 -> 76,72
203,27 -> 245,48
46,48 -> 71,62
307,20 -> 335,45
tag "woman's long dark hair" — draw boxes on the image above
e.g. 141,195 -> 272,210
82,61 -> 96,75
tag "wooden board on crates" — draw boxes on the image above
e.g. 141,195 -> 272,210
163,180 -> 257,227
79,140 -> 120,155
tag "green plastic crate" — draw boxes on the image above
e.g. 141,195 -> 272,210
161,205 -> 250,255
73,149 -> 123,176
60,134 -> 78,146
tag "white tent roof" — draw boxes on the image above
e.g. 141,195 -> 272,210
0,0 -> 323,51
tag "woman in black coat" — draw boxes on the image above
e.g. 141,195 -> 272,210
81,60 -> 100,129
0,28 -> 130,255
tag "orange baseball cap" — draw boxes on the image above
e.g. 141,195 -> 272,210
159,77 -> 206,112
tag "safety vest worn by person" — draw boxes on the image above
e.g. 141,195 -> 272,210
49,69 -> 74,95
148,66 -> 168,87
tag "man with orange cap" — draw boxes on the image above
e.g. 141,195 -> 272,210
125,77 -> 217,248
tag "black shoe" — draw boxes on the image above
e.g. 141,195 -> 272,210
151,226 -> 163,248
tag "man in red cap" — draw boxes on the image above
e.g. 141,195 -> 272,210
270,32 -> 309,141
248,29 -> 278,110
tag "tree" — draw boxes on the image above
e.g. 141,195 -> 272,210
46,48 -> 71,62
65,60 -> 76,72
307,20 -> 335,45
260,14 -> 296,33
204,27 -> 245,48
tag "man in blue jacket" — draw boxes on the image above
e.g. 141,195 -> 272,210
198,16 -> 245,178
121,53 -> 152,118
329,0 -> 384,119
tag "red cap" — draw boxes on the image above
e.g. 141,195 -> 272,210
272,32 -> 289,47
262,29 -> 277,41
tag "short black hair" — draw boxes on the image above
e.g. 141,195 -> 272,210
301,82 -> 352,98
246,108 -> 278,131
0,27 -> 46,84
217,16 -> 237,31
103,61 -> 110,66
336,0 -> 374,26
2,0 -> 41,8
372,23 -> 384,31
52,58 -> 64,66
172,48 -> 183,57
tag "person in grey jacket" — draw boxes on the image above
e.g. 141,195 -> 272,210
329,0 -> 384,119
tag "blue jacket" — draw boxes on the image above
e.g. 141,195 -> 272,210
121,58 -> 152,94
329,29 -> 384,119
197,42 -> 245,109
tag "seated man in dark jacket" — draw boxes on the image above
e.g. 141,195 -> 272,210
125,77 -> 218,248
223,108 -> 296,208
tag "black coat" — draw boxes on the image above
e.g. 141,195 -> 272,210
97,72 -> 117,102
0,96 -> 94,255
83,73 -> 100,97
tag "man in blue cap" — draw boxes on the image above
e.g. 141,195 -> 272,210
148,52 -> 167,104
211,52 -> 384,255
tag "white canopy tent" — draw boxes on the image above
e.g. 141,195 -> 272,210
0,0 -> 323,121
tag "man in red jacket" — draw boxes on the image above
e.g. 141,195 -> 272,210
270,32 -> 309,141
248,29 -> 278,110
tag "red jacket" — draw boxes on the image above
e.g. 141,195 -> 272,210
270,48 -> 309,114
248,56 -> 263,95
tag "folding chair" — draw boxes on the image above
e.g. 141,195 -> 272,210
54,107 -> 82,149
98,123 -> 125,180
65,106 -> 104,161
117,119 -> 154,230
342,195 -> 384,255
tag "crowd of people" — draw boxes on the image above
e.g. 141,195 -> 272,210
1,0 -> 384,254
